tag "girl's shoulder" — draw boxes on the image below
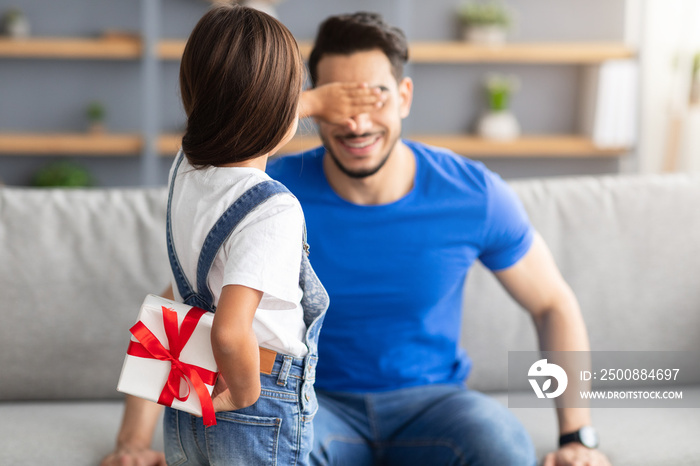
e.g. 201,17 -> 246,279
174,162 -> 302,234
220,171 -> 303,232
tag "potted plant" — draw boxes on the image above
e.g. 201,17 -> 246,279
457,1 -> 511,46
32,161 -> 94,188
86,101 -> 106,134
476,74 -> 521,141
1,8 -> 30,39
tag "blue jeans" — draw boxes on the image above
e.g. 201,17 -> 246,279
311,384 -> 536,466
164,354 -> 319,466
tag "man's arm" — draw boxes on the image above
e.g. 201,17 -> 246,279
100,285 -> 174,466
100,395 -> 165,466
494,233 -> 611,466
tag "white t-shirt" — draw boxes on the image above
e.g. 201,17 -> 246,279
168,155 -> 308,357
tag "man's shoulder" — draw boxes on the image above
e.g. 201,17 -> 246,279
266,146 -> 325,184
406,139 -> 496,192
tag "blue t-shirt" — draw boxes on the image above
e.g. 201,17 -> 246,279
267,140 -> 534,392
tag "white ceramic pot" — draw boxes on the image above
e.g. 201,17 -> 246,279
477,110 -> 520,141
242,0 -> 280,18
463,25 -> 506,46
3,14 -> 30,39
89,122 -> 105,135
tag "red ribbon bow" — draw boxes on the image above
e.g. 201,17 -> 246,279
127,306 -> 218,426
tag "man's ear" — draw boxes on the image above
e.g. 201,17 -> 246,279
398,77 -> 413,119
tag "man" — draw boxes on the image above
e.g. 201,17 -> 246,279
266,12 -> 611,466
104,11 -> 610,466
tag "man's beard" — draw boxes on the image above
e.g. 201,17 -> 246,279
321,133 -> 398,179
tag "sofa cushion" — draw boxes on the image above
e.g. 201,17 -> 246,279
1,392 -> 698,466
0,401 -> 163,466
502,387 -> 700,466
0,188 -> 170,401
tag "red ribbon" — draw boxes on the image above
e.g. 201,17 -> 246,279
127,306 -> 218,426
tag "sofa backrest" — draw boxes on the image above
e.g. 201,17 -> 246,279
0,188 -> 170,401
463,173 -> 700,392
2,174 -> 699,401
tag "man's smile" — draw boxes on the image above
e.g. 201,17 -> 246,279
336,133 -> 383,155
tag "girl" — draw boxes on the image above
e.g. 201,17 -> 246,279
100,6 -> 385,464
163,5 -> 332,465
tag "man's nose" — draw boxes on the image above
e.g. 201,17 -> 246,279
350,112 -> 373,134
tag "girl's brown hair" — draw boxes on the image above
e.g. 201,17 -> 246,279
179,4 -> 304,167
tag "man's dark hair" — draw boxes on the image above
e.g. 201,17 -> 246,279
308,12 -> 409,86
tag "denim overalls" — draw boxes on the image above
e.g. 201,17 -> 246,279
163,151 -> 329,466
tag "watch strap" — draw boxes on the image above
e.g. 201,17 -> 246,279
558,431 -> 581,447
559,426 -> 599,449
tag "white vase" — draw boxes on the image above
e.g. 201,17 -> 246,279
3,14 -> 30,39
477,110 -> 520,141
242,0 -> 280,18
463,25 -> 506,46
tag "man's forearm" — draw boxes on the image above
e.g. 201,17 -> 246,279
116,395 -> 163,450
495,235 -> 595,435
533,289 -> 592,434
115,286 -> 170,449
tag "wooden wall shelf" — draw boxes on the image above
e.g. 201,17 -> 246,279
167,40 -> 636,64
0,133 -> 310,157
0,133 -> 628,158
0,38 -> 634,64
159,134 -> 627,158
158,40 -> 186,60
412,135 -> 628,157
0,38 -> 142,59
159,40 -> 636,64
161,40 -> 635,64
157,133 -> 320,156
0,133 -> 142,155
408,42 -> 635,63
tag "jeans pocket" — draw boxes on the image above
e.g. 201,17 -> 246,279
205,411 -> 282,466
163,407 -> 188,466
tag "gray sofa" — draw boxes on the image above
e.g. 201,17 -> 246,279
1,173 -> 699,465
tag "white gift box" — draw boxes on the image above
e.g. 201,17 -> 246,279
117,295 -> 218,421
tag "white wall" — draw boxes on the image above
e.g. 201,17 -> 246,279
635,0 -> 700,173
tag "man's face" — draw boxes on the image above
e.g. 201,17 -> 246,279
315,49 -> 413,179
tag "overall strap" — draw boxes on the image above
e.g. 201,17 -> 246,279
195,178 -> 291,311
166,150 -> 294,312
166,151 -> 195,306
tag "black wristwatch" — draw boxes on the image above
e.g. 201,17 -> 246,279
559,426 -> 599,449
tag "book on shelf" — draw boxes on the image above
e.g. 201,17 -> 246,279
579,59 -> 638,148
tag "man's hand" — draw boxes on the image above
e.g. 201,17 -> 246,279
543,444 -> 612,466
99,447 -> 166,466
300,82 -> 386,130
100,395 -> 164,466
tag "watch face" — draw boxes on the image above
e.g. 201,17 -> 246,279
579,426 -> 599,448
